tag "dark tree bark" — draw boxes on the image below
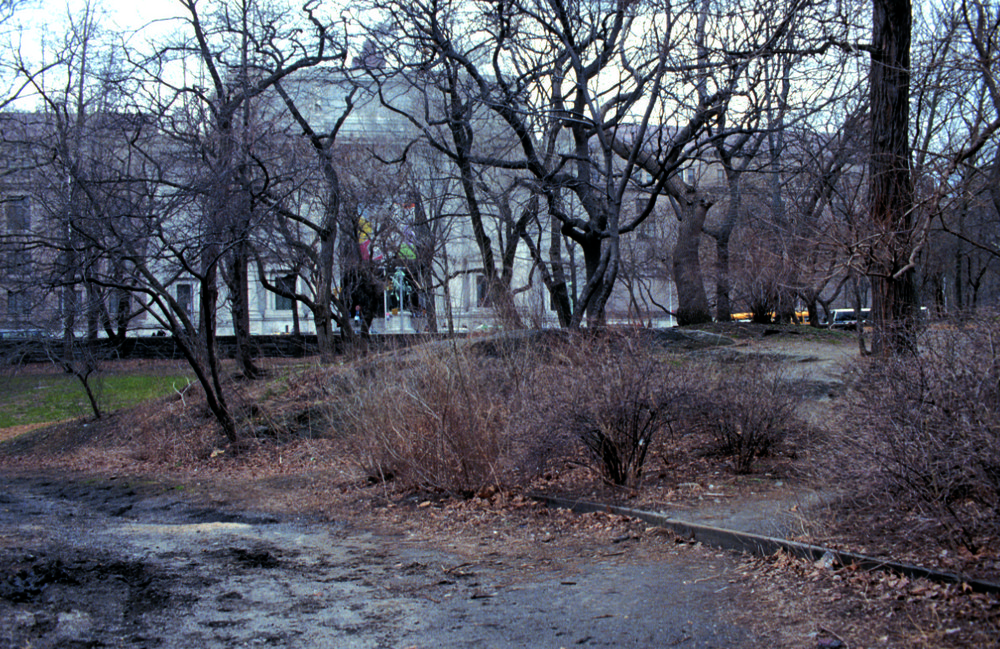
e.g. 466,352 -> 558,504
225,242 -> 258,378
410,191 -> 439,332
714,230 -> 733,321
672,199 -> 713,325
868,0 -> 919,355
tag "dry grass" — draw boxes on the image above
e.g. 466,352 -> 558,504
2,326 -> 998,581
526,331 -> 689,488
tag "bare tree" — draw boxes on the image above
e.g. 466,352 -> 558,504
8,0 -> 344,446
364,0 -> 767,327
357,17 -> 531,326
861,0 -> 919,354
0,2 -> 149,416
908,0 -> 1000,317
621,0 -> 866,325
264,71 -> 359,357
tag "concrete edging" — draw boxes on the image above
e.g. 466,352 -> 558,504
532,494 -> 1000,594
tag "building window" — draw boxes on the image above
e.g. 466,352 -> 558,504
716,167 -> 726,183
7,289 -> 30,320
274,274 -> 296,311
476,274 -> 493,308
60,289 -> 81,319
635,195 -> 645,217
108,291 -> 130,321
6,248 -> 31,270
176,283 -> 193,317
5,197 -> 29,232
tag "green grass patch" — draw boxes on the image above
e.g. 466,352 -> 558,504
0,373 -> 193,428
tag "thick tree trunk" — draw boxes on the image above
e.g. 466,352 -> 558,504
576,234 -> 607,326
868,0 -> 918,355
548,226 -> 573,327
411,192 -> 439,333
514,210 -> 571,328
544,197 -> 573,327
710,181 -> 741,322
106,286 -> 130,351
315,229 -> 339,359
199,258 -> 241,447
672,200 -> 713,325
227,245 -> 258,379
715,236 -> 732,321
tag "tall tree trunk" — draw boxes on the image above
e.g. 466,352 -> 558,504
545,196 -> 573,327
200,255 -> 240,447
710,178 -> 741,321
569,233 -> 609,328
868,0 -> 918,355
411,191 -> 439,333
85,281 -> 100,340
227,243 -> 258,379
453,139 -> 520,326
63,286 -> 77,362
443,70 -> 522,328
715,235 -> 732,321
672,200 -> 713,325
315,226 -> 339,359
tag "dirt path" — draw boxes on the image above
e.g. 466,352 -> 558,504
0,474 -> 759,648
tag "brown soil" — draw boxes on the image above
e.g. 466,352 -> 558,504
0,326 -> 997,648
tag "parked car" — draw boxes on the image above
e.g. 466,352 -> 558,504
828,308 -> 871,330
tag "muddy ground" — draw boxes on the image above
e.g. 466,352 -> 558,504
0,473 -> 762,648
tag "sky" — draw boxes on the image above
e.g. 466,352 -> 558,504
1,0 -> 191,109
14,0 -> 183,35
7,0 -> 194,69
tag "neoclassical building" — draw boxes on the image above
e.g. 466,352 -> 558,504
0,75 -> 710,343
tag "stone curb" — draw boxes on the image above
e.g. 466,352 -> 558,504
532,494 -> 1000,594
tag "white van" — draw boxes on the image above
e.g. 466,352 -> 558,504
828,308 -> 870,330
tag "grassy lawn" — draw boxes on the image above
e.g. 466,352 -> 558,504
0,372 -> 194,429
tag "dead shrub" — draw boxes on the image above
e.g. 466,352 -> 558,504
533,331 -> 685,489
838,323 -> 1000,552
704,358 -> 797,474
336,342 -> 520,495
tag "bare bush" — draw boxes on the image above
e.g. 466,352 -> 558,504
533,331 -> 686,489
839,323 -> 1000,552
336,342 -> 521,495
705,358 -> 797,474
330,330 -> 807,493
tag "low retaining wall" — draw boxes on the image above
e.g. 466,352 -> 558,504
533,494 -> 1000,594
